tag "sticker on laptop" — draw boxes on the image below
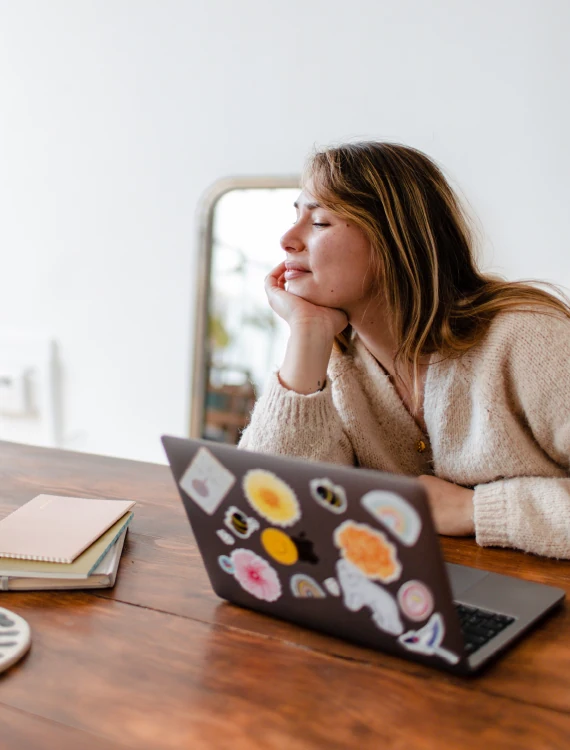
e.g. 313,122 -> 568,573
229,548 -> 282,602
336,559 -> 403,636
242,469 -> 301,527
398,613 -> 459,665
309,478 -> 347,514
216,529 -> 235,546
360,490 -> 421,547
224,506 -> 260,539
290,573 -> 326,599
179,447 -> 236,516
397,580 -> 434,622
333,520 -> 401,583
360,490 -> 422,547
323,577 -> 340,596
261,528 -> 298,566
218,555 -> 235,574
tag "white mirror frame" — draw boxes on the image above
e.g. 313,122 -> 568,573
190,175 -> 300,438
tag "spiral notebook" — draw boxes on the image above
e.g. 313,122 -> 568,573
0,494 -> 136,563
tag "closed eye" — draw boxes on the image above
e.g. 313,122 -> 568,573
312,222 -> 330,227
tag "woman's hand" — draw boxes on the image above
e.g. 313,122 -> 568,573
265,261 -> 348,338
265,261 -> 348,395
417,475 -> 475,536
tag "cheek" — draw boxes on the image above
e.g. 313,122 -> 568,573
306,231 -> 374,301
319,250 -> 373,296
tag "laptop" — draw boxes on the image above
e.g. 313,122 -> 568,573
161,435 -> 565,674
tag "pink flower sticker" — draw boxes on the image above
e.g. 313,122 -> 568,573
230,549 -> 282,602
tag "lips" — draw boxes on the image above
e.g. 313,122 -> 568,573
284,261 -> 310,281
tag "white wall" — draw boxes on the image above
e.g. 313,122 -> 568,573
0,0 -> 569,462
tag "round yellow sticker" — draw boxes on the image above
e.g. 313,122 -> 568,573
261,528 -> 299,566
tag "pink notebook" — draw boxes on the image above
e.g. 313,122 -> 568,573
0,495 -> 136,563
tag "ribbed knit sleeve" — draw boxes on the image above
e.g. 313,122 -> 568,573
473,313 -> 570,558
474,477 -> 570,557
238,372 -> 354,464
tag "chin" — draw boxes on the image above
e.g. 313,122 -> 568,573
289,288 -> 338,309
287,279 -> 345,308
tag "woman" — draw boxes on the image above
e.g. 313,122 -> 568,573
238,141 -> 570,559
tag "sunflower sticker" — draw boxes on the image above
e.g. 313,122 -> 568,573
333,520 -> 402,583
242,470 -> 301,527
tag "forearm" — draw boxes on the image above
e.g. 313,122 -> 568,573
474,476 -> 570,558
238,372 -> 354,465
278,322 -> 334,395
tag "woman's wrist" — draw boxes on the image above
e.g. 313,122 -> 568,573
279,322 -> 334,395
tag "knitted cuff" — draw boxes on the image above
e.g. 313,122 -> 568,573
473,481 -> 511,548
247,371 -> 338,440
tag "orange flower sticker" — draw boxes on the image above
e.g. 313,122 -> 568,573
334,520 -> 401,583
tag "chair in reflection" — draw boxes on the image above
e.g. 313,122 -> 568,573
204,368 -> 256,444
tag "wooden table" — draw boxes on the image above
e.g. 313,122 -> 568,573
1,442 -> 570,749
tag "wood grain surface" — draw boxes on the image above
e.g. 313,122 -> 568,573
1,441 -> 569,749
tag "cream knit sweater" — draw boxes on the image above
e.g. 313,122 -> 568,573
239,311 -> 570,559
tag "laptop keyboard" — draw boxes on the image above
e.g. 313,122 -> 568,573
454,603 -> 515,655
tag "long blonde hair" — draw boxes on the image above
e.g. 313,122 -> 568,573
305,142 -> 570,399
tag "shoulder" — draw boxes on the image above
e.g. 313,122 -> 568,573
479,309 -> 570,362
466,309 -> 570,400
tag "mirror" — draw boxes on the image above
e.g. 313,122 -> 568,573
190,177 -> 300,443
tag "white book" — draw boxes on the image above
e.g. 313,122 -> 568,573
0,528 -> 129,591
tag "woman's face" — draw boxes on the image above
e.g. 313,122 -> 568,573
280,186 -> 375,313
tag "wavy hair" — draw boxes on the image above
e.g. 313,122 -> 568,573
304,142 -> 570,401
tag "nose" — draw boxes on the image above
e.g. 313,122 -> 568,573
280,224 -> 304,254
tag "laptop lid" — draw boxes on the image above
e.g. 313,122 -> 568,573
162,435 -> 469,673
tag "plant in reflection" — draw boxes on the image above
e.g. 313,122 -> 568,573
208,311 -> 232,351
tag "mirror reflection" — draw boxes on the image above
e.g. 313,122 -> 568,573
197,185 -> 299,444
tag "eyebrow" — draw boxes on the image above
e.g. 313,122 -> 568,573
293,200 -> 321,210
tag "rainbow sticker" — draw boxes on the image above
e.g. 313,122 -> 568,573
360,490 -> 421,546
290,573 -> 326,599
397,580 -> 434,622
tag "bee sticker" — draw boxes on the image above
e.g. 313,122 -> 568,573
179,447 -> 236,516
216,529 -> 235,546
336,559 -> 403,636
398,613 -> 459,665
223,506 -> 260,540
309,478 -> 347,514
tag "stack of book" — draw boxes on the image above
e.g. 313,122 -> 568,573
0,494 -> 135,590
